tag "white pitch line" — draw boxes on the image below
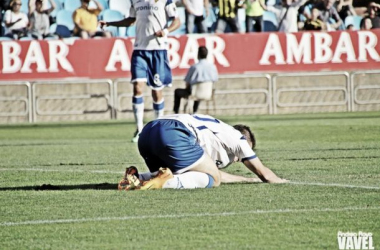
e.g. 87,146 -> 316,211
289,182 -> 380,190
0,168 -> 123,174
1,206 -> 379,227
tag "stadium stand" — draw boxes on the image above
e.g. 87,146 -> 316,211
169,6 -> 186,35
263,11 -> 278,32
102,9 -> 126,37
89,0 -> 108,9
237,8 -> 245,33
344,15 -> 363,30
48,0 -> 64,19
56,9 -> 75,30
64,0 -> 81,12
20,0 -> 29,14
109,0 -> 130,17
205,5 -> 217,32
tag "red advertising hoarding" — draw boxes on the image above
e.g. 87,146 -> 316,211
1,30 -> 379,81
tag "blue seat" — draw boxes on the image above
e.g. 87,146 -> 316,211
64,0 -> 81,12
102,9 -> 125,36
56,9 -> 75,30
205,6 -> 217,29
237,8 -> 245,33
125,26 -> 135,37
0,36 -> 13,41
345,15 -> 362,30
169,7 -> 186,35
89,0 -> 108,10
55,24 -> 72,37
47,0 -> 64,18
109,0 -> 131,17
263,11 -> 278,32
20,0 -> 29,14
50,23 -> 57,33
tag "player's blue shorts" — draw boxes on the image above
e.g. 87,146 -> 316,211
138,119 -> 205,174
131,50 -> 172,90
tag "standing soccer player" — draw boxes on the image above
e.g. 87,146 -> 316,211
100,0 -> 180,142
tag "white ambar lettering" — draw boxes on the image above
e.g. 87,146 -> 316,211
259,31 -> 380,65
105,39 -> 131,71
2,41 -> 22,73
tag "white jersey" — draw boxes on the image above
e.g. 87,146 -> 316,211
159,114 -> 257,169
129,0 -> 178,50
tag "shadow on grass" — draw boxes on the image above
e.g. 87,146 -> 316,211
0,183 -> 118,191
0,182 -> 262,191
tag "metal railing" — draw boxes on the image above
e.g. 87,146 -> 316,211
350,70 -> 380,111
2,70 -> 380,123
272,72 -> 351,114
0,81 -> 32,122
32,80 -> 113,122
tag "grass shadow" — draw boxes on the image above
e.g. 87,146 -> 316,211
0,183 -> 118,191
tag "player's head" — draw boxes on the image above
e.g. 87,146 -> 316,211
198,46 -> 208,60
233,124 -> 256,150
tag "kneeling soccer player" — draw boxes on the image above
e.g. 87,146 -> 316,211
118,114 -> 287,190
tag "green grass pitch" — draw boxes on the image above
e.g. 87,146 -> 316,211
0,112 -> 379,249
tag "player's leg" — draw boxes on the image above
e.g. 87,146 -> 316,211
152,88 -> 164,119
132,81 -> 145,142
130,50 -> 149,142
149,50 -> 172,119
163,153 -> 221,189
138,119 -> 220,189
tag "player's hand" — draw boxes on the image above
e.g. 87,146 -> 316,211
99,21 -> 108,30
155,29 -> 168,37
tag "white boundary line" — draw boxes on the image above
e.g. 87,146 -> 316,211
289,182 -> 380,190
1,206 -> 379,227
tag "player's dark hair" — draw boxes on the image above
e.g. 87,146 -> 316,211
198,46 -> 208,59
233,124 -> 256,150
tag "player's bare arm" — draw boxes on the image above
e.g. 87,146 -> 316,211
154,17 -> 181,37
244,157 -> 288,183
219,170 -> 262,183
99,17 -> 136,29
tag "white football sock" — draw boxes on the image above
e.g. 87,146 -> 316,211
163,171 -> 214,189
132,95 -> 144,132
153,99 -> 164,119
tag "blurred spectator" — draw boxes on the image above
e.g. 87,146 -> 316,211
263,0 -> 308,32
1,0 -> 11,36
3,0 -> 30,39
314,0 -> 343,30
29,0 -> 56,39
240,0 -> 265,32
360,16 -> 373,30
182,0 -> 209,33
303,6 -> 326,30
336,0 -> 356,21
73,0 -> 111,39
364,2 -> 380,29
215,0 -> 239,33
173,46 -> 218,114
346,23 -> 355,30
